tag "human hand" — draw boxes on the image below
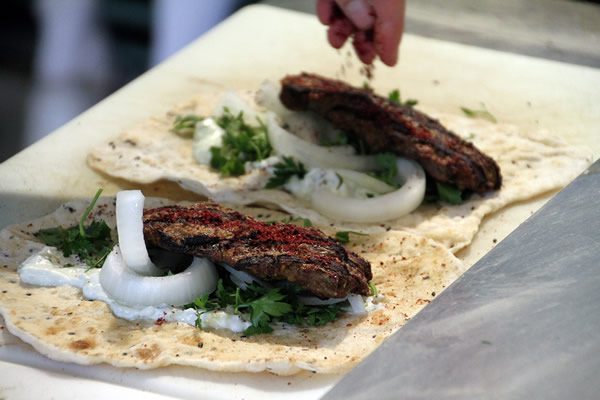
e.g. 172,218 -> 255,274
316,0 -> 406,66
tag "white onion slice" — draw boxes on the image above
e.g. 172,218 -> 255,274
335,169 -> 396,195
298,296 -> 347,306
223,263 -> 253,290
100,246 -> 218,307
193,118 -> 224,165
116,190 -> 162,276
221,263 -> 270,290
347,294 -> 367,315
266,113 -> 378,171
310,158 -> 426,223
255,80 -> 293,123
256,80 -> 338,143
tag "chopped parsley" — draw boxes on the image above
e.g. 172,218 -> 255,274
209,108 -> 272,177
319,132 -> 349,146
388,89 -> 418,107
460,106 -> 497,123
368,281 -> 378,297
265,156 -> 307,188
34,189 -> 115,268
280,216 -> 313,227
335,231 -> 369,244
301,218 -> 313,227
371,153 -> 399,187
171,114 -> 204,137
190,277 -> 345,335
435,182 -> 464,205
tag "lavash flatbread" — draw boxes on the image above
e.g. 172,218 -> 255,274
87,89 -> 591,252
0,197 -> 464,375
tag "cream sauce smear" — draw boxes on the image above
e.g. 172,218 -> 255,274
18,247 -> 251,332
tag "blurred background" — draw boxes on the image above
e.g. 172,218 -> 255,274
1,0 -> 599,163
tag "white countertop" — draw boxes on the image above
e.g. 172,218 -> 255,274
1,5 -> 599,400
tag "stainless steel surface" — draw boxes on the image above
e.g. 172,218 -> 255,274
322,159 -> 600,400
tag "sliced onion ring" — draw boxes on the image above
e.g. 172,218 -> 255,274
116,190 -> 162,276
347,294 -> 367,315
100,246 -> 218,307
256,80 -> 331,143
221,263 -> 270,290
266,113 -> 378,171
335,169 -> 396,195
310,158 -> 426,223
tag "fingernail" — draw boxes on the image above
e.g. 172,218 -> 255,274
343,0 -> 374,30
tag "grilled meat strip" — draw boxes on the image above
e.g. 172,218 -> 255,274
143,202 -> 372,298
280,73 -> 502,193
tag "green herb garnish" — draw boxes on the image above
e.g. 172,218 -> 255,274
209,108 -> 272,177
190,278 -> 345,336
280,302 -> 343,327
34,189 -> 114,268
319,132 -> 349,146
388,89 -> 418,107
242,290 -> 293,334
368,281 -> 378,297
460,106 -> 497,123
279,216 -> 313,227
371,153 -> 399,187
435,182 -> 464,205
265,156 -> 307,188
171,115 -> 204,137
335,231 -> 369,244
301,218 -> 313,227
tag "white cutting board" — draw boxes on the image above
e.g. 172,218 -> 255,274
0,5 -> 599,400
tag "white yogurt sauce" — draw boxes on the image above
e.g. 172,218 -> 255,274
18,247 -> 251,333
192,118 -> 225,165
189,102 -> 378,201
285,168 -> 374,200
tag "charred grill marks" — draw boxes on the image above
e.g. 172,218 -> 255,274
279,73 -> 502,193
143,203 -> 372,298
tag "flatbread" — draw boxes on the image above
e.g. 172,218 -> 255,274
0,197 -> 464,375
87,91 -> 592,252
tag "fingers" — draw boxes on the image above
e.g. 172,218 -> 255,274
352,30 -> 376,64
335,0 -> 375,30
317,0 -> 405,66
316,0 -> 335,24
327,17 -> 355,49
370,0 -> 405,66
